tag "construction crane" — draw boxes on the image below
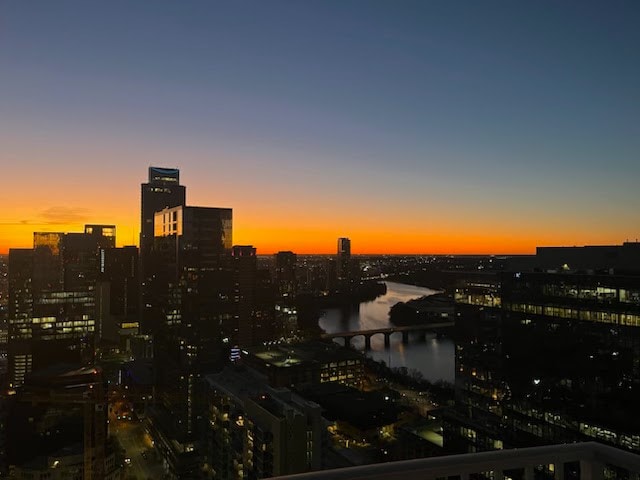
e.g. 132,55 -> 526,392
17,366 -> 107,480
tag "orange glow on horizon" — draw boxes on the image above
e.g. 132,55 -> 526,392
2,138 -> 636,258
0,218 -> 628,256
0,160 -> 632,257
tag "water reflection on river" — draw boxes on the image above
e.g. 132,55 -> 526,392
318,281 -> 455,384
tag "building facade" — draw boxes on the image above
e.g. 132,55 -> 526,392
205,366 -> 323,480
140,167 -> 186,334
147,204 -> 235,473
7,226 -> 115,388
446,270 -> 640,455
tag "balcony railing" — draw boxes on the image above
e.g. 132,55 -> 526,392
270,442 -> 640,480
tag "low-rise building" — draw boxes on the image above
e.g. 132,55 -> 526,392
243,341 -> 364,389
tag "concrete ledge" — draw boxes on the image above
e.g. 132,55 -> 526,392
267,442 -> 640,480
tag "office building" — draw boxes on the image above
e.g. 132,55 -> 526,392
336,238 -> 351,285
243,341 -> 365,389
7,226 -> 115,388
233,245 -> 258,348
499,272 -> 640,450
232,245 -> 276,348
6,249 -> 33,388
96,245 -> 139,348
6,365 -> 115,480
0,255 -> 9,354
337,237 -> 350,257
334,237 -> 360,291
274,251 -> 299,338
274,251 -> 297,298
535,241 -> 640,274
446,265 -> 640,455
140,167 -> 186,258
140,167 -> 186,333
147,204 -> 234,475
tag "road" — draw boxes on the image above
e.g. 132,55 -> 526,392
365,373 -> 438,416
110,414 -> 166,480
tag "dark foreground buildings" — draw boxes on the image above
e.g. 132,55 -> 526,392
147,204 -> 234,475
204,366 -> 324,479
7,164 -> 640,479
447,242 -> 640,456
4,225 -> 135,477
143,172 -> 278,477
7,226 -> 118,388
140,166 -> 186,334
6,366 -> 118,480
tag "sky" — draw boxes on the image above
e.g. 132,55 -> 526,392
1,1 -> 639,254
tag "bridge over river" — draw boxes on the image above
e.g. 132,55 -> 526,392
321,321 -> 454,351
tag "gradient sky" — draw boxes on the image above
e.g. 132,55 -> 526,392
1,1 -> 639,254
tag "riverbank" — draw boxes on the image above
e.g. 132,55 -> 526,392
318,281 -> 455,384
296,281 -> 387,334
389,293 -> 454,326
363,356 -> 454,406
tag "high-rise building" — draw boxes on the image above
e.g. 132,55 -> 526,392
7,226 -> 115,388
274,251 -> 297,298
96,245 -> 139,348
274,251 -> 298,337
6,249 -> 33,389
205,366 -> 324,479
445,248 -> 640,456
232,245 -> 258,348
6,365 -> 115,480
140,167 -> 186,257
337,237 -> 351,278
231,246 -> 276,348
147,204 -> 234,472
140,167 -> 186,333
336,237 -> 359,290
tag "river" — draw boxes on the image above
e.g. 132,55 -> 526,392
318,281 -> 455,384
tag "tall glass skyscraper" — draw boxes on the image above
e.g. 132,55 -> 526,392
140,167 -> 186,333
149,205 -> 234,449
140,167 -> 186,255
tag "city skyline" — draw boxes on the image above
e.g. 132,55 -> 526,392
2,1 -> 639,254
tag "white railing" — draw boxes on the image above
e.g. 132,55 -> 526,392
268,442 -> 640,480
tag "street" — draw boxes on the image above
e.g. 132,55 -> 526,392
110,411 -> 166,480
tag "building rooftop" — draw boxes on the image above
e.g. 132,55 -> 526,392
246,341 -> 362,369
205,365 -> 320,417
297,382 -> 403,431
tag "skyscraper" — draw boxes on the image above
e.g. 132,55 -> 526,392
232,245 -> 258,348
7,226 -> 115,388
445,250 -> 640,456
140,167 -> 186,333
336,237 -> 355,289
7,249 -> 33,388
274,251 -> 298,337
337,237 -> 351,257
140,167 -> 186,256
148,204 -> 234,468
274,251 -> 297,298
96,245 -> 139,347
231,246 -> 275,348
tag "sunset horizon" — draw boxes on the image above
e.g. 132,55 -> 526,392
2,3 -> 640,478
2,2 -> 638,258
